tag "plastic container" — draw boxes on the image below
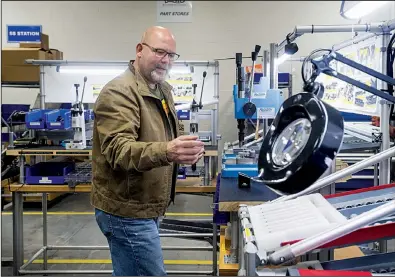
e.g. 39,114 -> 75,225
25,162 -> 75,184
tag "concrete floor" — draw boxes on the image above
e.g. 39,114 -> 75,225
1,192 -> 216,275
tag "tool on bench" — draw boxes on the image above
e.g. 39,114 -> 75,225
65,76 -> 88,150
242,45 -> 261,118
190,71 -> 207,172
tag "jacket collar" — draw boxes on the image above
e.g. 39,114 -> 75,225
127,61 -> 173,99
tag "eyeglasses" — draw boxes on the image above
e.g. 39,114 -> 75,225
141,43 -> 180,61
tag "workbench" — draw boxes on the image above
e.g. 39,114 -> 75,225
6,147 -> 219,275
216,173 -> 395,276
9,182 -> 218,276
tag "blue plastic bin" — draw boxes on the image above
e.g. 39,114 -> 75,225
25,109 -> 52,129
25,162 -> 75,184
45,109 -> 72,130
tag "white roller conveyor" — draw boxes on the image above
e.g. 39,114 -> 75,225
247,193 -> 347,254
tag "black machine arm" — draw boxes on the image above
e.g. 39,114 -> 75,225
306,50 -> 395,104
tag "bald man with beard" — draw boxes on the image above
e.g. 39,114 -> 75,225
91,26 -> 205,276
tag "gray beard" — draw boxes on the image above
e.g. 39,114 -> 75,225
151,69 -> 169,83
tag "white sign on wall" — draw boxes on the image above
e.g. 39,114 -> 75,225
157,1 -> 193,23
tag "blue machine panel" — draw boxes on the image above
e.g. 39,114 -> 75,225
233,85 -> 284,120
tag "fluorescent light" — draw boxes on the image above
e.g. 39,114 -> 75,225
275,53 -> 291,65
343,1 -> 390,19
169,66 -> 191,74
58,67 -> 126,76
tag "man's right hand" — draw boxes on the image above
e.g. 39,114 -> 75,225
166,135 -> 205,165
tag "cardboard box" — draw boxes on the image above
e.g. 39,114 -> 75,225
1,48 -> 54,83
49,49 -> 63,60
19,33 -> 49,51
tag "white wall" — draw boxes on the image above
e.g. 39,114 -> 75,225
2,1 -> 395,152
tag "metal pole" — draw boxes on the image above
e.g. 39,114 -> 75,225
374,149 -> 379,187
213,61 -> 220,179
42,193 -> 48,270
20,248 -> 45,270
269,43 -> 277,89
271,146 -> 395,203
230,129 -> 264,146
262,50 -> 270,136
378,32 -> 391,254
47,245 -> 213,251
245,242 -> 258,276
212,222 -> 218,276
238,205 -> 248,276
39,65 -> 45,109
159,233 -> 213,237
263,50 -> 269,77
276,19 -> 395,53
267,200 -> 395,265
379,33 -> 391,186
204,156 -> 210,186
25,59 -> 218,66
12,192 -> 24,276
333,33 -> 377,51
19,155 -> 25,184
230,212 -> 239,263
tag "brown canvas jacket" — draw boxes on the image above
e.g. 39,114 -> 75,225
90,61 -> 180,218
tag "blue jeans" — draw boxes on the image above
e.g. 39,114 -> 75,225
95,208 -> 166,276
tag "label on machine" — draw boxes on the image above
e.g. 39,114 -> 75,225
257,107 -> 276,119
39,177 -> 52,184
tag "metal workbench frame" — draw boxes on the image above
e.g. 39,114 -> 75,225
12,189 -> 219,276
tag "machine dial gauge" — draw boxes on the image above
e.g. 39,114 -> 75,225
242,102 -> 257,117
271,118 -> 312,168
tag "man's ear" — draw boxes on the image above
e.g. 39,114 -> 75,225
136,43 -> 143,58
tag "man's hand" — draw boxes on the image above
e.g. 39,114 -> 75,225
166,135 -> 205,165
372,116 -> 380,127
372,116 -> 395,138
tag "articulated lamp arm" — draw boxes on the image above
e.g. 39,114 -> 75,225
265,49 -> 395,266
306,50 -> 395,104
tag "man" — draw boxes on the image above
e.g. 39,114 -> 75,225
91,26 -> 205,276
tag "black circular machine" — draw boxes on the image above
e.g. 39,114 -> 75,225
257,92 -> 344,195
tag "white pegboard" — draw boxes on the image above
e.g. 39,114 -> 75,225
41,61 -> 218,105
248,193 -> 347,253
317,34 -> 384,116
